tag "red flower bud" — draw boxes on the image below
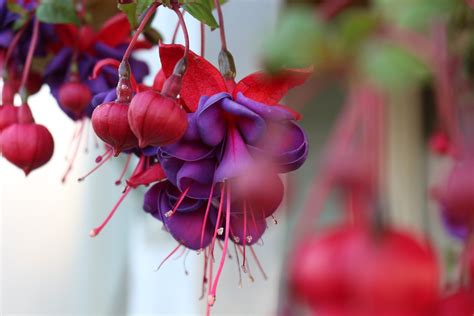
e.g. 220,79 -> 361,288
91,101 -> 138,155
128,90 -> 187,148
59,81 -> 92,117
0,104 -> 18,132
1,123 -> 54,175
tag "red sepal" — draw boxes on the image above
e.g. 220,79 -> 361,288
126,163 -> 166,188
233,69 -> 312,105
96,14 -> 131,48
159,44 -> 227,112
134,40 -> 154,50
54,25 -> 78,48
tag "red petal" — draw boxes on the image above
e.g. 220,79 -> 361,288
54,25 -> 78,48
134,40 -> 154,50
126,163 -> 166,188
233,69 -> 312,105
159,44 -> 227,112
96,13 -> 131,48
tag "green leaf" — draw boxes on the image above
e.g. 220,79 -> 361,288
118,3 -> 138,28
36,0 -> 80,25
360,42 -> 430,90
182,2 -> 219,29
6,3 -> 29,30
264,7 -> 323,71
118,0 -> 153,28
374,0 -> 456,31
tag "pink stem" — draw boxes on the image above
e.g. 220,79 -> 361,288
213,0 -> 227,51
19,18 -> 40,95
172,5 -> 189,57
122,2 -> 160,61
200,22 -> 205,57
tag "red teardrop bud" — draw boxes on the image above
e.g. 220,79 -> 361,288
0,104 -> 18,132
1,123 -> 54,175
59,81 -> 92,117
91,101 -> 138,155
128,90 -> 187,148
438,288 -> 474,316
289,227 -> 439,315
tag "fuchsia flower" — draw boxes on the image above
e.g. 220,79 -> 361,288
142,43 -> 310,305
45,13 -> 150,120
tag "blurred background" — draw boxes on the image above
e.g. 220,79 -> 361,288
1,0 -> 469,315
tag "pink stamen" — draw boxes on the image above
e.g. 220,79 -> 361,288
205,248 -> 214,316
89,186 -> 132,237
250,246 -> 268,280
242,200 -> 248,270
210,184 -> 226,259
65,122 -> 81,160
182,250 -> 190,276
200,248 -> 209,300
78,148 -> 113,182
233,243 -> 243,288
200,182 -> 215,249
115,154 -> 132,185
173,246 -> 188,261
209,182 -> 231,307
154,244 -> 182,271
62,120 -> 85,183
84,120 -> 91,154
166,187 -> 191,218
89,157 -> 145,237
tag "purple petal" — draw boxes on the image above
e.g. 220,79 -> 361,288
196,92 -> 231,146
177,159 -> 216,199
44,48 -> 72,85
214,127 -> 255,183
252,121 -> 308,173
0,30 -> 12,47
221,98 -> 266,145
229,213 -> 267,246
165,186 -> 205,213
159,155 -> 184,187
161,140 -> 214,162
159,194 -> 215,250
143,182 -> 165,216
236,92 -> 295,121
